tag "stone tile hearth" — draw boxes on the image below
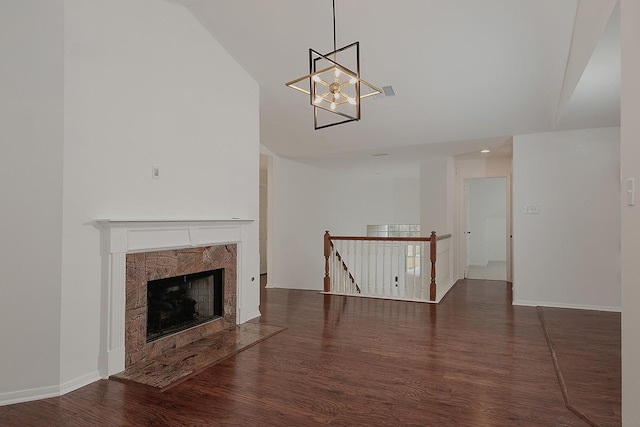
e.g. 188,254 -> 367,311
111,322 -> 286,391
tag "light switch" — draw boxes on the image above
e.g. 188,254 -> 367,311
524,204 -> 540,214
152,165 -> 160,180
626,178 -> 635,206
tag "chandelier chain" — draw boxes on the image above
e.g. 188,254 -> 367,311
332,0 -> 337,54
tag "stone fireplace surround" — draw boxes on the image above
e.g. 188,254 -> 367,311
125,245 -> 236,368
97,219 -> 257,378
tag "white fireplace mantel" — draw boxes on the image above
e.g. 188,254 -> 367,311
95,219 -> 259,378
96,219 -> 253,253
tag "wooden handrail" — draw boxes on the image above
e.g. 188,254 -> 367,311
328,234 -> 451,242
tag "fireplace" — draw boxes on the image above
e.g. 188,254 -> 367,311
125,245 -> 237,368
146,268 -> 224,342
96,219 -> 260,378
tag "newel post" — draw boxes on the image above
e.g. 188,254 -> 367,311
324,231 -> 331,292
430,231 -> 437,301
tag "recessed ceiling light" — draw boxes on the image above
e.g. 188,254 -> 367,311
481,149 -> 491,154
372,153 -> 389,157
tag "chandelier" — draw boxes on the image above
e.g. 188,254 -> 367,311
285,0 -> 381,130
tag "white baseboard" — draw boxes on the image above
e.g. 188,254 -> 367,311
240,309 -> 262,322
435,277 -> 458,303
0,370 -> 101,407
513,299 -> 621,312
0,384 -> 60,407
59,371 -> 101,396
264,284 -> 322,291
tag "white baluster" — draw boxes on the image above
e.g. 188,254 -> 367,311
360,240 -> 364,295
398,241 -> 402,297
390,241 -> 394,297
412,242 -> 417,300
336,245 -> 340,293
380,241 -> 385,296
367,240 -> 371,295
340,240 -> 344,293
420,241 -> 424,300
374,240 -> 379,296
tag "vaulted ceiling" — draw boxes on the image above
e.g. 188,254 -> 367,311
168,0 -> 619,174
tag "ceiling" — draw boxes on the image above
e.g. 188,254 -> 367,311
167,0 -> 620,176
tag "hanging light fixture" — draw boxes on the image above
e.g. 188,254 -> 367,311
285,0 -> 382,130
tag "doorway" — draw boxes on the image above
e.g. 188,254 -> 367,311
259,155 -> 269,275
465,177 -> 507,280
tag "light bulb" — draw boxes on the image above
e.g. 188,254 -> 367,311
334,92 -> 341,100
314,96 -> 323,104
330,102 -> 336,110
347,97 -> 356,105
312,75 -> 321,83
349,77 -> 357,84
334,68 -> 341,78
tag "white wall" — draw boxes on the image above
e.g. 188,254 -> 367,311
61,0 -> 259,387
269,156 -> 420,290
0,0 -> 64,401
512,127 -> 620,310
269,157 -> 332,290
392,177 -> 421,226
0,0 -> 260,404
621,0 -> 640,421
333,175 -> 420,235
420,157 -> 455,236
418,157 -> 457,296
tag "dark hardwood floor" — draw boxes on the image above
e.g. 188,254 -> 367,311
0,278 -> 620,426
538,306 -> 621,426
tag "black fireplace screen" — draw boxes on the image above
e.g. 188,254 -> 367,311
146,268 -> 223,342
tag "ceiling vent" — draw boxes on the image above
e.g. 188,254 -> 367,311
375,85 -> 396,99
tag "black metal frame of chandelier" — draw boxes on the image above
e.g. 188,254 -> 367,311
310,42 -> 361,130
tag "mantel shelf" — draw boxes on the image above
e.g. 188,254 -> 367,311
94,219 -> 255,228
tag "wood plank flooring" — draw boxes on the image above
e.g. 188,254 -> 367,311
0,278 -> 620,426
538,306 -> 621,426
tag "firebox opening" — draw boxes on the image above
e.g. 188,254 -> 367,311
146,268 -> 224,343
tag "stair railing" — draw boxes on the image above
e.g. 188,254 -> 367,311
324,231 -> 451,302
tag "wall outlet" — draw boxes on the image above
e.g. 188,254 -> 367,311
626,178 -> 635,206
152,165 -> 160,180
524,204 -> 540,214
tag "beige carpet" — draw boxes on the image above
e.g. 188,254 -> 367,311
466,261 -> 507,280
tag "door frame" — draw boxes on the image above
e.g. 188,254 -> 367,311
457,167 -> 512,282
259,154 -> 274,284
463,177 -> 509,279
